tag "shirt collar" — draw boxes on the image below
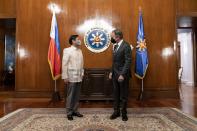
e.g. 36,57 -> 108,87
71,45 -> 78,50
117,39 -> 123,46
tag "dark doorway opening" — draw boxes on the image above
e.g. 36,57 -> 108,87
0,18 -> 16,91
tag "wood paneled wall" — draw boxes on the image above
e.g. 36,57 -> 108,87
15,0 -> 179,98
0,0 -> 16,18
177,0 -> 197,15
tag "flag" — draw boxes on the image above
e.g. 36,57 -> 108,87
135,11 -> 148,79
48,13 -> 61,80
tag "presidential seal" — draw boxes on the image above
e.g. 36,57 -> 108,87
84,27 -> 110,53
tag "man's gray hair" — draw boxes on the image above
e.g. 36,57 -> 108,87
112,29 -> 123,39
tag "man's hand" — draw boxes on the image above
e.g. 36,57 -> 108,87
118,75 -> 124,82
64,79 -> 69,84
109,72 -> 112,79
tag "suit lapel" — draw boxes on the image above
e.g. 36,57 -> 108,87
113,41 -> 125,58
116,40 -> 124,54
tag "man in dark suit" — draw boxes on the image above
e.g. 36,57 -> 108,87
109,29 -> 132,121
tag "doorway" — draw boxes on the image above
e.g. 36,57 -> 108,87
177,16 -> 197,87
0,18 -> 16,91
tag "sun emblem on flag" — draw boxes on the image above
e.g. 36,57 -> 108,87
136,39 -> 147,51
84,27 -> 110,53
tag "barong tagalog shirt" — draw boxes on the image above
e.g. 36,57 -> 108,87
62,45 -> 84,82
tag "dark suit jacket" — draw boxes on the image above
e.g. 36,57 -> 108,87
111,40 -> 132,79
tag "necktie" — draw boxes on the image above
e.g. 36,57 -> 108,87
114,44 -> 119,52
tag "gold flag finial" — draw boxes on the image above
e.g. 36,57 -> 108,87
139,6 -> 142,11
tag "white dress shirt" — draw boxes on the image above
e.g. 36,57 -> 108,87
62,45 -> 84,82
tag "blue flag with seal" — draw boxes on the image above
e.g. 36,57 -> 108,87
135,11 -> 148,79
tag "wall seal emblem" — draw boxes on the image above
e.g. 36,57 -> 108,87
84,27 -> 110,53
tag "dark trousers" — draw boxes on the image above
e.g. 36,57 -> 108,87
112,75 -> 129,114
65,82 -> 81,115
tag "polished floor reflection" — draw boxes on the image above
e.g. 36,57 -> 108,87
0,84 -> 196,118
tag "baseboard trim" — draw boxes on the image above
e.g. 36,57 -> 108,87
130,88 -> 180,99
0,88 -> 179,99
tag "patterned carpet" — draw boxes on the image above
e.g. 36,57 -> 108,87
0,108 -> 197,131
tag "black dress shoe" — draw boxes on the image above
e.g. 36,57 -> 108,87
122,114 -> 128,121
110,112 -> 120,120
73,112 -> 83,117
67,115 -> 73,120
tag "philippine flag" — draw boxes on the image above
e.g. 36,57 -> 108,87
48,13 -> 61,80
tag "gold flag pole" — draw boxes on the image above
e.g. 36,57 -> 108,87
55,79 -> 57,92
138,79 -> 144,100
49,79 -> 61,105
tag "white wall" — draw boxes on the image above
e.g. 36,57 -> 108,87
178,29 -> 194,86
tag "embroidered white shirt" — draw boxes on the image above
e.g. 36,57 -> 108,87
62,45 -> 84,82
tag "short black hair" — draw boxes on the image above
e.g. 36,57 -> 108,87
112,29 -> 123,39
69,35 -> 79,45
